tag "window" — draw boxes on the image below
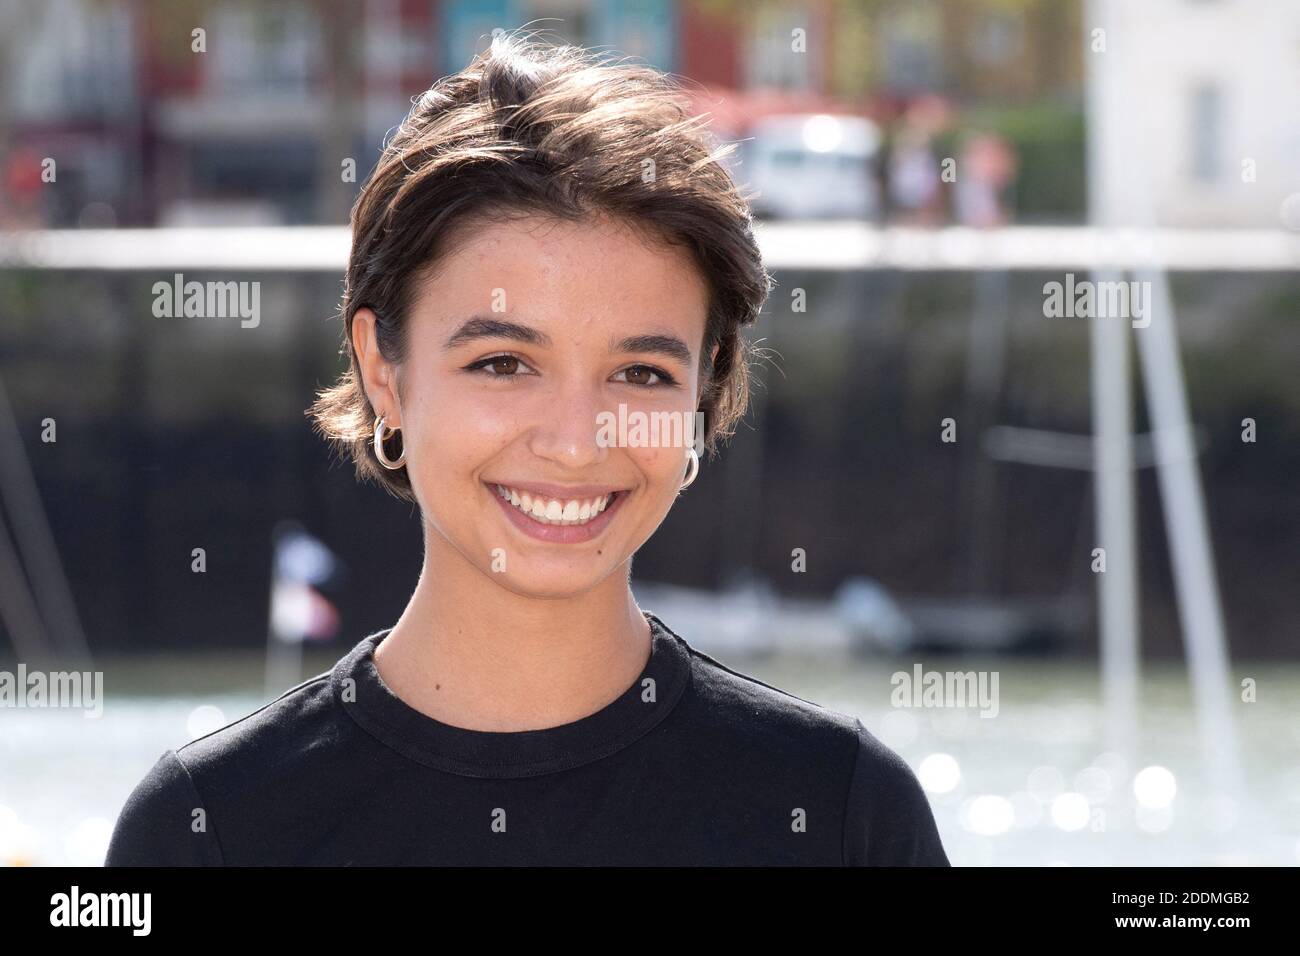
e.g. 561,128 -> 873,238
1189,82 -> 1223,183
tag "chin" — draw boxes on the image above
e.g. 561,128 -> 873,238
485,563 -> 624,600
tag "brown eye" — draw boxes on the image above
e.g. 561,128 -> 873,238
465,353 -> 534,379
619,365 -> 668,387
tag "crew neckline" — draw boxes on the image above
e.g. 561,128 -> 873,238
330,609 -> 692,779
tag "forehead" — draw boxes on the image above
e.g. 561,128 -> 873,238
413,212 -> 709,328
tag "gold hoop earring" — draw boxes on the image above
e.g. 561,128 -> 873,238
680,448 -> 699,489
373,415 -> 406,470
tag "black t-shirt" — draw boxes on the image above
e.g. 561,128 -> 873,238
105,611 -> 950,866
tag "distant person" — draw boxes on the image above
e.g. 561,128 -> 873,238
886,94 -> 952,226
105,32 -> 949,867
1,146 -> 48,229
954,132 -> 1018,228
888,128 -> 942,225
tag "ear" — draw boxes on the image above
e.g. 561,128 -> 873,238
351,308 -> 402,428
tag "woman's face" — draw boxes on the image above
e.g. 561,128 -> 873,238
354,213 -> 715,598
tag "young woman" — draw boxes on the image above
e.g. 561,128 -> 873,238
107,33 -> 949,867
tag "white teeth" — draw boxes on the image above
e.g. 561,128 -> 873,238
492,483 -> 616,526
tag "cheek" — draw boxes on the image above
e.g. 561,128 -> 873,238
403,373 -> 531,471
630,444 -> 684,486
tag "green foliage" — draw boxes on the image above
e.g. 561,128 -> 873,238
958,101 -> 1087,221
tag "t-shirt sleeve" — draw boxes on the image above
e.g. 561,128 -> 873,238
104,749 -> 224,866
842,719 -> 950,866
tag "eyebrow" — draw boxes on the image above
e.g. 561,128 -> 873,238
615,333 -> 694,367
443,316 -> 549,350
443,316 -> 694,366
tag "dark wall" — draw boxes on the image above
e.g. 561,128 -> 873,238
2,267 -> 1296,658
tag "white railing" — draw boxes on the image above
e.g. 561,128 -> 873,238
1,223 -> 1298,271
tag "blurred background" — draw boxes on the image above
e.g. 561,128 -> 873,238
0,0 -> 1297,866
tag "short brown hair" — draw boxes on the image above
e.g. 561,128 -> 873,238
308,31 -> 772,502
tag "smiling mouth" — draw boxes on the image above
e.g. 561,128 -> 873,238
490,483 -> 621,527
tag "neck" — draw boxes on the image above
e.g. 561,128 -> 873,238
372,525 -> 651,733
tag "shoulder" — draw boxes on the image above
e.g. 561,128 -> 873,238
679,639 -> 863,757
843,720 -> 951,866
677,638 -> 950,867
174,671 -> 341,781
104,747 -> 221,865
106,670 -> 343,866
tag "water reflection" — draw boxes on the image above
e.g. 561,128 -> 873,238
2,650 -> 1297,866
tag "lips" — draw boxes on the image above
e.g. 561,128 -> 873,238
484,480 -> 628,544
492,482 -> 614,526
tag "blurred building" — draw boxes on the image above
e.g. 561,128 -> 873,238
1088,0 -> 1300,227
6,0 -> 1294,227
0,0 -> 1097,228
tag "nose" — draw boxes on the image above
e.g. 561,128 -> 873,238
526,375 -> 611,471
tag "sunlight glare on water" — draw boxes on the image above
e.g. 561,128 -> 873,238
1,650 -> 1296,865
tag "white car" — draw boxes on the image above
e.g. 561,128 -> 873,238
737,113 -> 882,221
